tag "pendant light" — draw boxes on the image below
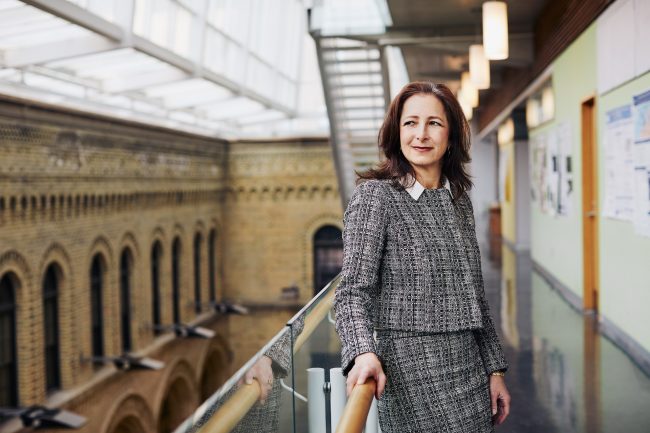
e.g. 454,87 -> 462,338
461,71 -> 479,108
457,90 -> 473,121
482,1 -> 509,60
469,44 -> 490,89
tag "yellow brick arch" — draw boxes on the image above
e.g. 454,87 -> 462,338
85,235 -> 116,366
0,250 -> 31,405
38,242 -> 76,391
149,226 -> 169,326
0,250 -> 32,289
302,214 -> 344,299
116,232 -> 143,351
154,358 -> 200,432
196,333 -> 231,396
87,235 -> 115,268
101,392 -> 155,433
150,226 -> 168,248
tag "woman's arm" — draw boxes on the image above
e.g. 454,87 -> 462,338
334,181 -> 388,376
461,193 -> 508,375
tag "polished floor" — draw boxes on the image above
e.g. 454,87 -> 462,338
486,246 -> 650,433
290,244 -> 650,433
240,241 -> 650,433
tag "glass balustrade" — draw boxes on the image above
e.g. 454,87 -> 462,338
173,275 -> 343,433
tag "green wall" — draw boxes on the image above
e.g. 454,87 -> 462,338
597,71 -> 650,353
529,18 -> 650,353
529,24 -> 597,299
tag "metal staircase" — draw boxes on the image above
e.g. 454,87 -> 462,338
313,36 -> 391,203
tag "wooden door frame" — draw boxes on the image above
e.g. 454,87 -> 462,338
581,96 -> 599,312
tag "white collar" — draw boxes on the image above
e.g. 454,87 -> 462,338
401,174 -> 451,200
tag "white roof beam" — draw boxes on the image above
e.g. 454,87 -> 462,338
165,94 -> 231,110
1,34 -> 118,68
21,0 -> 124,40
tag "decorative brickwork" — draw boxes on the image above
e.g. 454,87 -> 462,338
0,97 -> 342,433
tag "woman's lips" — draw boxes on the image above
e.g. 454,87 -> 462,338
412,146 -> 432,152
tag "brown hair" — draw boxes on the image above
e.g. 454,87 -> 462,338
357,81 -> 473,200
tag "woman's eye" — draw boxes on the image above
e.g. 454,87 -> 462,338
430,121 -> 441,126
403,121 -> 415,126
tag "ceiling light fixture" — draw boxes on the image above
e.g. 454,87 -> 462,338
482,1 -> 509,60
461,72 -> 479,108
457,90 -> 473,121
469,44 -> 490,89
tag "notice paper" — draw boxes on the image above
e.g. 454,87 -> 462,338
632,90 -> 650,237
602,105 -> 635,220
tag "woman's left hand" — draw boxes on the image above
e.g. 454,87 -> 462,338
240,355 -> 274,404
489,375 -> 510,425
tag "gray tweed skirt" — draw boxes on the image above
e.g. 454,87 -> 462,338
376,330 -> 494,433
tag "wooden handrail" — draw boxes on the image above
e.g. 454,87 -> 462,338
293,288 -> 334,351
335,378 -> 376,433
198,288 -> 336,433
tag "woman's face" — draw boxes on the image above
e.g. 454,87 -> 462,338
399,93 -> 449,172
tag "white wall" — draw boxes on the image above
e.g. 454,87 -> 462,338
469,130 -> 498,248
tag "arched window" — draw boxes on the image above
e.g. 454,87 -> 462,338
119,249 -> 133,353
151,241 -> 163,334
43,264 -> 61,392
208,229 -> 217,303
90,254 -> 105,362
171,237 -> 181,324
193,233 -> 202,313
313,225 -> 343,294
0,273 -> 18,406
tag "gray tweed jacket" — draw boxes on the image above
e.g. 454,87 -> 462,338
334,178 -> 508,376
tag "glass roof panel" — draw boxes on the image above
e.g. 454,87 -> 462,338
310,0 -> 391,36
47,48 -> 138,70
47,49 -> 173,82
237,109 -> 287,125
0,0 -> 21,11
0,4 -> 95,49
200,96 -> 265,120
23,72 -> 86,98
0,0 -> 332,139
208,0 -> 251,45
142,79 -> 233,110
63,0 -> 118,23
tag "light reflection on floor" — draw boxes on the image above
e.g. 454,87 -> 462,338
494,245 -> 650,433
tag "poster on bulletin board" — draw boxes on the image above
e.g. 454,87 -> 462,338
632,89 -> 650,237
602,104 -> 635,221
529,122 -> 573,217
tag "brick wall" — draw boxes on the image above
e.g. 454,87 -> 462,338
0,97 -> 342,433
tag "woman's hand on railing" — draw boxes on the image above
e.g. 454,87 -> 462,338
239,355 -> 274,404
346,352 -> 386,399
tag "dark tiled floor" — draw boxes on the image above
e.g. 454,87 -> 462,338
486,246 -> 650,433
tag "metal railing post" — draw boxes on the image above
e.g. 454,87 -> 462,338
330,368 -> 347,429
308,368 -> 326,433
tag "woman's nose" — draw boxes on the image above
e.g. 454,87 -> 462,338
416,126 -> 429,141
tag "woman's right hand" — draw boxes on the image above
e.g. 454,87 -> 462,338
346,352 -> 386,399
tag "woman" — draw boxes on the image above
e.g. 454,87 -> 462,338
334,82 -> 511,432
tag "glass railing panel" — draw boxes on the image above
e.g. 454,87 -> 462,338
288,276 -> 341,433
171,275 -> 341,433
172,324 -> 295,433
